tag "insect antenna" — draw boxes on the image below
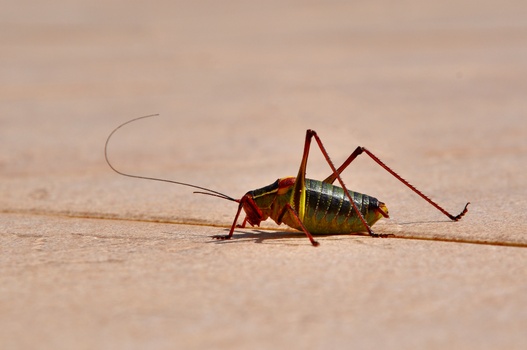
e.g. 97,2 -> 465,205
193,191 -> 240,202
105,114 -> 238,203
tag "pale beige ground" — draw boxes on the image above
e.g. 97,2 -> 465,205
1,1 -> 527,349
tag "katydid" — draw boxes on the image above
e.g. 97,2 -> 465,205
105,115 -> 469,246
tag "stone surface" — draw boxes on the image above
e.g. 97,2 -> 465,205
1,1 -> 526,349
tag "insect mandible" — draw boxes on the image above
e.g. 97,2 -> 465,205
105,115 -> 470,246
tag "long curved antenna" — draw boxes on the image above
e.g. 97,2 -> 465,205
104,114 -> 238,203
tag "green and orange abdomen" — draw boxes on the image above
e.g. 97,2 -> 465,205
252,178 -> 388,235
300,179 -> 387,234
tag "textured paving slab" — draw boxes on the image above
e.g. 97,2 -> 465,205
2,213 -> 526,349
1,0 -> 527,349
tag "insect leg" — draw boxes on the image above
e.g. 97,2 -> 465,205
212,201 -> 244,241
277,204 -> 319,247
322,146 -> 363,184
295,130 -> 384,237
236,217 -> 248,228
324,145 -> 469,221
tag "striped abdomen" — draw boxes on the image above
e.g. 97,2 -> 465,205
302,179 -> 385,234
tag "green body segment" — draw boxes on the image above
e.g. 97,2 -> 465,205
249,178 -> 387,234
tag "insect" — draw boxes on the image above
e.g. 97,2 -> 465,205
105,115 -> 469,246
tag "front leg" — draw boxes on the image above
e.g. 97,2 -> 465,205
212,201 -> 244,241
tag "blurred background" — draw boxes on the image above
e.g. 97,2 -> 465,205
1,0 -> 526,227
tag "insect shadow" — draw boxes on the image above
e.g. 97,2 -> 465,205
208,228 -> 370,245
205,229 -> 303,245
394,219 -> 458,225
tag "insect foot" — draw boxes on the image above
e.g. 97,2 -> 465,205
449,202 -> 470,221
369,232 -> 394,238
212,235 -> 231,240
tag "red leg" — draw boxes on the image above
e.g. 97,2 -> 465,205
323,146 -> 363,184
236,217 -> 248,228
298,130 -> 380,237
277,203 -> 319,246
212,201 -> 244,240
324,145 -> 469,221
